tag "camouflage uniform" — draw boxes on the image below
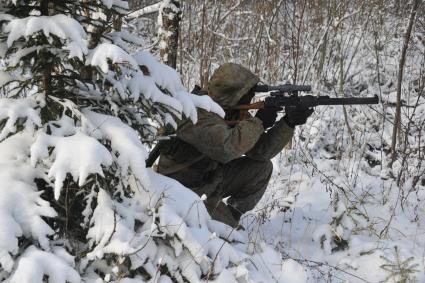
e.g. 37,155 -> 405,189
158,63 -> 294,226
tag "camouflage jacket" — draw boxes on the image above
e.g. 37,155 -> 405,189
157,63 -> 294,190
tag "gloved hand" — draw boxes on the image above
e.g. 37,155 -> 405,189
283,106 -> 314,128
255,107 -> 280,129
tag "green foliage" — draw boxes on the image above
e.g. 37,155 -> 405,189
380,246 -> 419,283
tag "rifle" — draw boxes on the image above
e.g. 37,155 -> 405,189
147,84 -> 379,167
226,84 -> 379,122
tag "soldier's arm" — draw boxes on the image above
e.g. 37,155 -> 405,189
177,109 -> 264,164
245,118 -> 294,161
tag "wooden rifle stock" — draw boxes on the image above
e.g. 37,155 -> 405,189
224,101 -> 265,125
226,101 -> 265,110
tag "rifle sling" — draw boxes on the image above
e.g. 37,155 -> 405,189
155,153 -> 206,175
146,138 -> 206,175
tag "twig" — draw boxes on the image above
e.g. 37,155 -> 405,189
292,257 -> 372,283
390,0 -> 421,166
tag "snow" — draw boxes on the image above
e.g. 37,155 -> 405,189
0,71 -> 14,87
83,110 -> 150,189
280,259 -> 309,283
146,169 -> 211,228
30,131 -> 113,200
87,43 -> 138,73
5,14 -> 88,59
10,246 -> 80,283
101,0 -> 129,10
79,167 -> 285,282
134,51 -> 225,122
86,46 -> 223,125
0,132 -> 32,162
122,68 -> 184,112
244,101 -> 425,281
0,161 -> 56,272
7,46 -> 40,67
0,97 -> 41,141
106,30 -> 144,50
87,189 -> 116,253
127,2 -> 162,19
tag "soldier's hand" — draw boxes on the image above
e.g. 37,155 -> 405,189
255,107 -> 280,129
283,106 -> 314,128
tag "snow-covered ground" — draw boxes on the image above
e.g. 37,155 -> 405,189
243,104 -> 425,282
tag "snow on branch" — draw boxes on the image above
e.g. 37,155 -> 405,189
30,132 -> 113,200
101,0 -> 129,10
86,44 -> 185,114
87,43 -> 138,73
141,170 -> 246,275
127,2 -> 162,19
83,110 -> 150,188
86,189 -> 152,260
106,29 -> 145,50
134,51 -> 225,122
0,97 -> 41,142
86,45 -> 223,123
0,71 -> 20,87
4,14 -> 88,60
0,162 -> 56,272
87,189 -> 115,253
10,246 -> 80,283
0,132 -> 33,162
125,71 -> 183,112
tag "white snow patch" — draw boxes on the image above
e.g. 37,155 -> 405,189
10,246 -> 80,283
5,14 -> 87,59
31,131 -> 113,199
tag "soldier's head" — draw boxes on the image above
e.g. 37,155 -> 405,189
207,63 -> 259,108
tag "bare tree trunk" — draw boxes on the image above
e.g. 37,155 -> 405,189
40,0 -> 52,95
339,55 -> 354,143
206,2 -> 221,83
390,0 -> 421,167
199,2 -> 207,87
159,0 -> 182,69
292,0 -> 306,84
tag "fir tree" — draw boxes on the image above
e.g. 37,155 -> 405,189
0,1 -> 301,282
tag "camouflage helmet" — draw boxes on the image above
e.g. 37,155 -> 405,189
207,63 -> 260,108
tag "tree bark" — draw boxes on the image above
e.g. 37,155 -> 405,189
390,0 -> 421,167
159,0 -> 182,69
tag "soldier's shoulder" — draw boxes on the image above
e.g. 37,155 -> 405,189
178,108 -> 224,130
196,109 -> 225,126
197,108 -> 223,119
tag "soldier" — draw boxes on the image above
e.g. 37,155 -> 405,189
157,63 -> 313,227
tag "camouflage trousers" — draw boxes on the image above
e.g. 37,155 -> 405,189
192,157 -> 273,227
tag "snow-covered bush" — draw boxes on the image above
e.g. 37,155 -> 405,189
0,1 -> 305,282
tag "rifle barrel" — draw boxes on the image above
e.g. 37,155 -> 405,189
315,95 -> 379,106
265,95 -> 379,108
